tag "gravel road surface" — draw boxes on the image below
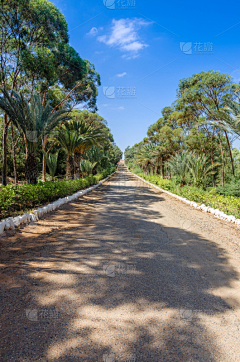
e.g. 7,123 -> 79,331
1,167 -> 240,361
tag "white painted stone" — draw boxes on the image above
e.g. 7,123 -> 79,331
227,215 -> 236,222
13,216 -> 20,227
4,221 -> 10,230
29,213 -> 36,222
5,218 -> 15,229
0,221 -> 6,234
132,172 -> 240,227
218,211 -> 226,219
0,172 -> 116,233
19,213 -> 28,224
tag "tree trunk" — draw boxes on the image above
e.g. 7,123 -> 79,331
211,128 -> 215,188
218,133 -> 225,187
23,134 -> 28,159
66,154 -> 74,180
10,122 -> 18,184
42,135 -> 48,182
160,158 -> 165,178
2,114 -> 9,186
25,152 -> 38,185
74,152 -> 81,179
224,130 -> 234,180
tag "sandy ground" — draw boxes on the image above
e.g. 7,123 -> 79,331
1,167 -> 240,361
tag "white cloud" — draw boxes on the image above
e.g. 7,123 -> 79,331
97,18 -> 149,57
87,27 -> 98,36
122,41 -> 145,52
118,106 -> 125,110
116,72 -> 127,77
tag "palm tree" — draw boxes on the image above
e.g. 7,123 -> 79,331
80,159 -> 97,177
151,145 -> 166,177
167,153 -> 189,186
200,100 -> 240,181
218,98 -> 240,137
186,153 -> 219,187
0,89 -> 71,184
85,146 -> 105,174
68,120 -> 107,179
136,145 -> 155,175
42,151 -> 59,181
56,124 -> 83,180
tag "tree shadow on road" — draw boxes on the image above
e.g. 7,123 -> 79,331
0,171 -> 240,361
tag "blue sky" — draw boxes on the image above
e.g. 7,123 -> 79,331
52,0 -> 240,155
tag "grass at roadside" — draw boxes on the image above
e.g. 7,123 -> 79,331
136,173 -> 240,219
0,167 -> 116,220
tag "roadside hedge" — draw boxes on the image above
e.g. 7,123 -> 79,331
136,173 -> 240,219
0,167 -> 116,220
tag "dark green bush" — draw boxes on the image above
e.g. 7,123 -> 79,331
136,173 -> 240,218
0,167 -> 116,220
216,182 -> 240,197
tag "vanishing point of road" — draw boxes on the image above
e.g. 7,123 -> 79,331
1,167 -> 240,361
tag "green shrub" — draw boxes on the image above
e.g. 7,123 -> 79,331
0,167 -> 116,220
216,182 -> 240,197
136,173 -> 240,218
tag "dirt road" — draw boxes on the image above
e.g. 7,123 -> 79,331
1,167 -> 240,361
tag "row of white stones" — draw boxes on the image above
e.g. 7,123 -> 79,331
0,172 -> 116,235
133,173 -> 240,227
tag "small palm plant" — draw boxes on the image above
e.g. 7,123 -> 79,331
136,145 -> 155,175
186,153 -> 219,187
86,146 -> 104,173
68,120 -> 107,179
0,89 -> 71,184
42,151 -> 59,181
80,159 -> 97,177
166,152 -> 189,186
